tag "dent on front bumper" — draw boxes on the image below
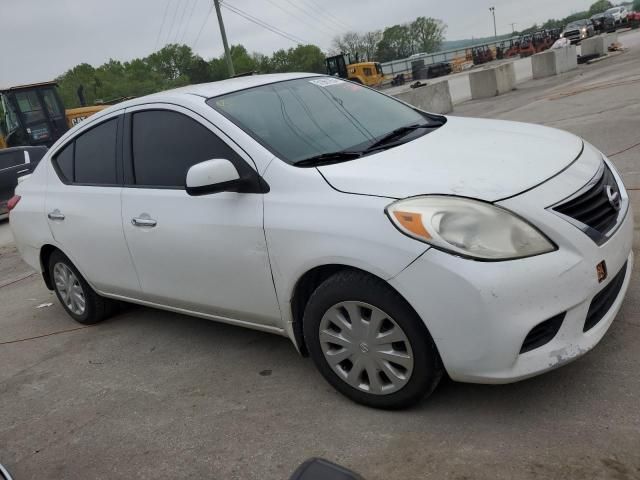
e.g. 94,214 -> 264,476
389,197 -> 634,384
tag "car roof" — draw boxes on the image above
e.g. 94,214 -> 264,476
146,72 -> 321,99
94,72 -> 323,114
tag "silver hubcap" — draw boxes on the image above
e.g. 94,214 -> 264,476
319,301 -> 414,395
53,262 -> 86,316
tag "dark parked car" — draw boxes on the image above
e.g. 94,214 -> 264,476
561,19 -> 596,44
0,146 -> 46,219
591,13 -> 616,33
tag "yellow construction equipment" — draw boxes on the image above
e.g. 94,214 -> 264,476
0,82 -> 106,149
325,54 -> 385,87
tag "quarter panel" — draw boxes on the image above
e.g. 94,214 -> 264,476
10,158 -> 52,272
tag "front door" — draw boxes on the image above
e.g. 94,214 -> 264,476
120,105 -> 281,327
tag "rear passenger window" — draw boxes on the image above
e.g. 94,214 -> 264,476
54,143 -> 74,182
74,119 -> 118,184
132,110 -> 240,188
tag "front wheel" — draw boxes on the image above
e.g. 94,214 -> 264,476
303,270 -> 442,409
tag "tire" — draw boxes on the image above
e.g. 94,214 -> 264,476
303,270 -> 442,409
48,250 -> 116,325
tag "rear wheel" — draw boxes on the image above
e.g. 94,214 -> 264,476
303,270 -> 442,409
48,250 -> 116,325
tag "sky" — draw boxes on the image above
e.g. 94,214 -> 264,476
2,0 -> 599,85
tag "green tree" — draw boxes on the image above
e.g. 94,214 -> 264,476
285,45 -> 326,73
634,0 -> 640,11
589,0 -> 613,15
230,45 -> 258,75
146,44 -> 197,81
361,30 -> 382,61
376,24 -> 414,62
411,17 -> 446,54
56,63 -> 98,107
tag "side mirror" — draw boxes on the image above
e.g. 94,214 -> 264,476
289,458 -> 364,480
186,159 -> 242,196
0,463 -> 14,480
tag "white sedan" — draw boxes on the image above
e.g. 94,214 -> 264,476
9,73 -> 633,409
606,6 -> 628,23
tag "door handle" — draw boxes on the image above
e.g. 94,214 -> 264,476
48,210 -> 65,221
131,217 -> 157,228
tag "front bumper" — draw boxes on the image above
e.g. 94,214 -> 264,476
390,153 -> 634,384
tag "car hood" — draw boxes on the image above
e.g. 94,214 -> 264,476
317,116 -> 583,202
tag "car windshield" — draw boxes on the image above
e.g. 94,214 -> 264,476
207,77 -> 444,165
566,20 -> 587,28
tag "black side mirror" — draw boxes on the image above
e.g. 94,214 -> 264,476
289,458 -> 365,480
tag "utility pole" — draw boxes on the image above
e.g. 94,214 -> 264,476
214,0 -> 235,77
490,6 -> 497,38
510,23 -> 517,34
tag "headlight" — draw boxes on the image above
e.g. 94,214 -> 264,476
560,33 -> 564,38
386,196 -> 556,261
582,27 -> 587,33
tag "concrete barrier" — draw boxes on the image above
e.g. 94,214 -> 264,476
581,33 -> 617,56
532,46 -> 578,79
393,80 -> 453,114
469,63 -> 516,99
605,32 -> 618,49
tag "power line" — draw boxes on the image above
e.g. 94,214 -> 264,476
278,0 -> 345,35
222,2 -> 310,45
179,0 -> 200,44
297,0 -> 354,31
155,0 -> 173,51
192,2 -> 214,49
164,0 -> 183,46
264,0 -> 339,38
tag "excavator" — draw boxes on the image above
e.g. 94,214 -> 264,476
0,82 -> 106,149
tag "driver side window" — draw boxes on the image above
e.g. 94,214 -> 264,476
130,110 -> 242,188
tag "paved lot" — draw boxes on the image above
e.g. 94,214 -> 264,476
1,31 -> 640,480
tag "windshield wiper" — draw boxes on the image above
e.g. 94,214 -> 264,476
365,123 -> 434,151
294,150 -> 363,167
294,120 -> 444,167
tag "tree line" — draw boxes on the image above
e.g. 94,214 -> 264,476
57,43 -> 326,108
56,14 -> 447,108
331,17 -> 446,63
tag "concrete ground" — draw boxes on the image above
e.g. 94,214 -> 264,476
1,29 -> 640,480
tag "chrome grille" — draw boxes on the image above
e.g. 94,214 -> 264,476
552,163 -> 625,244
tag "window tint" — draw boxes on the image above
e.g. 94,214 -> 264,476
54,143 -> 74,182
74,119 -> 118,184
132,110 -> 239,188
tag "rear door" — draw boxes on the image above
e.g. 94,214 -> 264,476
45,111 -> 141,297
120,104 -> 281,327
